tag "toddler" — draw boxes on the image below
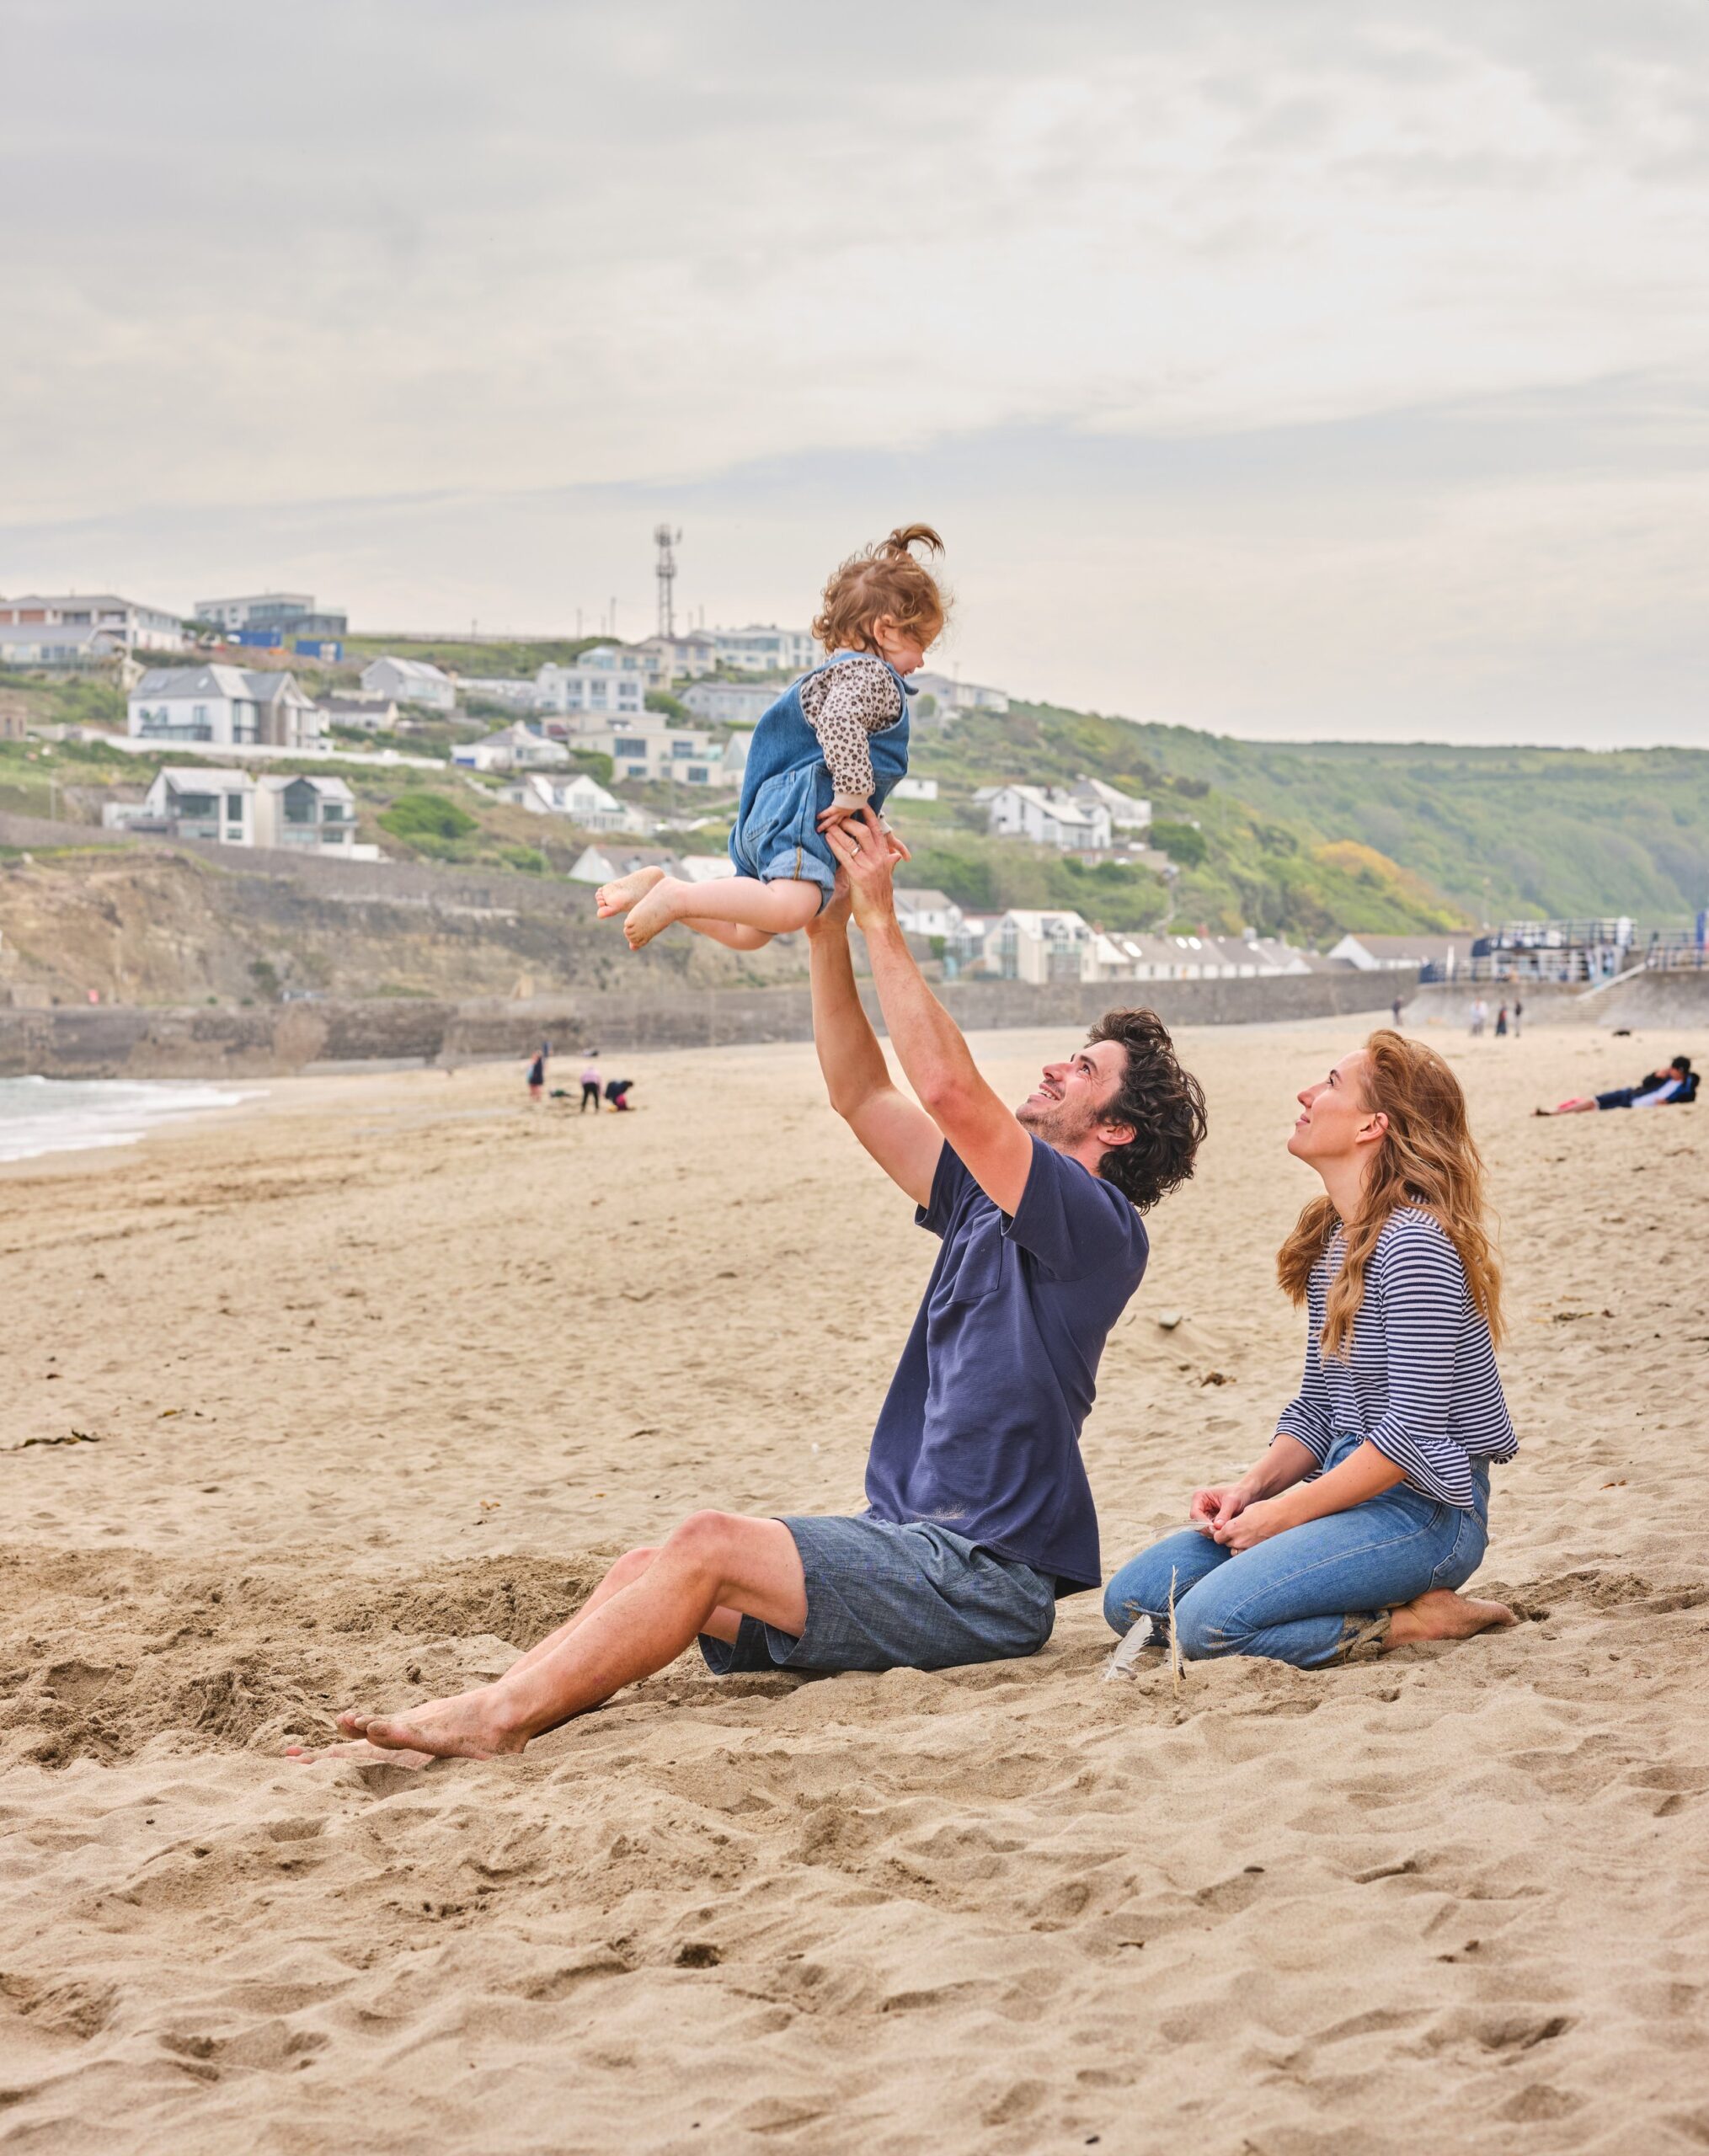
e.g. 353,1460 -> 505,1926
596,524 -> 946,950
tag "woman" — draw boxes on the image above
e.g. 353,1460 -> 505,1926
1105,1032 -> 1517,1667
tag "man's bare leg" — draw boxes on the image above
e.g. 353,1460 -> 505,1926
286,1513 -> 805,1765
1384,1586 -> 1518,1646
623,875 -> 820,951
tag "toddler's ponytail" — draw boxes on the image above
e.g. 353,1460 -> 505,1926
813,524 -> 950,655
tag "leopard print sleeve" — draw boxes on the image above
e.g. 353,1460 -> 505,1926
799,656 -> 903,804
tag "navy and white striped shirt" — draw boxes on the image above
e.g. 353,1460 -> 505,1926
1274,1206 -> 1516,1509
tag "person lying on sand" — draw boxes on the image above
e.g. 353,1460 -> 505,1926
290,809 -> 1206,1767
1536,1054 -> 1695,1115
1105,1032 -> 1518,1668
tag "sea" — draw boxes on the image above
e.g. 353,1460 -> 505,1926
0,1076 -> 248,1165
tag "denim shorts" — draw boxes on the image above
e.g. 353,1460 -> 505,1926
698,1513 -> 1056,1677
728,767 -> 838,908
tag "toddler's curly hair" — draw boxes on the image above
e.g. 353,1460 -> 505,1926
812,524 -> 948,654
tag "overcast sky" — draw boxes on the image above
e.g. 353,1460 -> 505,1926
3,0 -> 1706,744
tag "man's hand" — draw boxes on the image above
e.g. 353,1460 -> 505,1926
1188,1485 -> 1248,1537
823,808 -> 911,932
804,869 -> 852,943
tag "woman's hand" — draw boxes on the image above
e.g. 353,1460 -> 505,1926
1212,1496 -> 1296,1552
1189,1485 -> 1247,1536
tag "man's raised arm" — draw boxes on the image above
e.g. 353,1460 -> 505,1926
825,813 -> 1034,1217
804,872 -> 943,1207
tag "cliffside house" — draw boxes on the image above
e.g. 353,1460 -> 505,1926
681,680 -> 777,726
985,784 -> 1112,851
553,712 -> 737,788
502,771 -> 644,830
1,592 -> 186,664
195,592 -> 347,641
985,909 -> 1097,984
1069,776 -> 1151,830
712,625 -> 817,675
105,768 -> 377,857
634,631 -> 718,681
568,843 -> 683,886
911,670 -> 1009,718
320,694 -> 399,732
453,724 -> 570,774
254,773 -> 377,857
128,664 -> 324,750
894,888 -> 964,941
360,656 -> 456,711
536,646 -> 651,715
1325,932 -> 1462,976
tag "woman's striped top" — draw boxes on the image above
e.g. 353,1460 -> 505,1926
1274,1205 -> 1516,1509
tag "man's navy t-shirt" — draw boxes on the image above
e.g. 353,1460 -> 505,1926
864,1137 -> 1149,1595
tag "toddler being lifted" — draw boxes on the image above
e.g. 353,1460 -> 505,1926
596,523 -> 946,950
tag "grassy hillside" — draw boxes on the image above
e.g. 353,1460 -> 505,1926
1103,729 -> 1709,926
908,703 -> 1468,940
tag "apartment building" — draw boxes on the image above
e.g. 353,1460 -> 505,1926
0,593 -> 186,663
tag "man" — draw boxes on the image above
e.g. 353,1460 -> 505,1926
1538,1054 -> 1694,1115
291,811 -> 1206,1766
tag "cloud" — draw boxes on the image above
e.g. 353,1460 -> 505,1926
1,0 -> 1705,744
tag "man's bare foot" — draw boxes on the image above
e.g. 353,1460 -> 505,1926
623,878 -> 682,950
595,865 -> 665,920
285,1736 -> 438,1769
319,1684 -> 526,1760
1385,1586 -> 1518,1647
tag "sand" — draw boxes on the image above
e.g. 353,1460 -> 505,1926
3,1017 -> 1706,2154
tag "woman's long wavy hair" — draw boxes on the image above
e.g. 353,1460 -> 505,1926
1276,1029 -> 1503,1357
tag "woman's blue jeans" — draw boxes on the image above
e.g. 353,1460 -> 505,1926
1103,1435 -> 1491,1669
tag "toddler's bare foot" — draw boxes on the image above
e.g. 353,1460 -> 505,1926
595,865 -> 666,920
1385,1586 -> 1518,1648
624,879 -> 681,950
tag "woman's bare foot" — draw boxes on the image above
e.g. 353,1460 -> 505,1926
623,878 -> 683,950
1385,1586 -> 1518,1648
595,865 -> 666,920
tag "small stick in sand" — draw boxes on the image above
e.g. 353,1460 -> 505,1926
1167,1565 -> 1184,1693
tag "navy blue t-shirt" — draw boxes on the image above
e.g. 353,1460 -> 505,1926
864,1138 -> 1150,1595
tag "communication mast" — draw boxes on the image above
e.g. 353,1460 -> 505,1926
654,523 -> 681,638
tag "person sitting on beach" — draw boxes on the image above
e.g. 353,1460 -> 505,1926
1104,1031 -> 1518,1668
594,526 -> 944,953
290,810 -> 1206,1767
1536,1055 -> 1695,1115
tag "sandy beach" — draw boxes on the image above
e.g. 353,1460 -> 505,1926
3,1017 -> 1706,2155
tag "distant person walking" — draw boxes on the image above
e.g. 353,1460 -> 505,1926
579,1058 -> 602,1113
1391,995 -> 1403,1028
1470,997 -> 1487,1038
526,1043 -> 548,1103
1495,1004 -> 1509,1038
1514,999 -> 1524,1039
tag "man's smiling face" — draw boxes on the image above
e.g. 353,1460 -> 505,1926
1016,1038 -> 1129,1149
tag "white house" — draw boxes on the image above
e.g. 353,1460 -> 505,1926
130,767 -> 258,845
1,592 -> 186,663
985,909 -> 1096,985
1326,932 -> 1462,974
1070,777 -> 1151,830
556,714 -> 736,788
360,656 -> 456,711
453,724 -> 570,774
912,670 -> 1009,717
676,853 -> 736,883
681,680 -> 777,726
507,771 -> 646,831
894,888 -> 964,941
985,784 -> 1112,851
713,625 -> 816,675
536,647 -> 650,716
890,776 -> 939,802
254,773 -> 378,857
569,842 -> 683,886
128,664 -> 324,750
635,632 -> 718,680
461,675 -> 541,711
319,694 -> 399,732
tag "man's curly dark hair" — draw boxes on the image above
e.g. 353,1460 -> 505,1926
1088,1008 -> 1208,1210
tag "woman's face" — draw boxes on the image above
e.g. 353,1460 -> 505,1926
1288,1050 -> 1378,1166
